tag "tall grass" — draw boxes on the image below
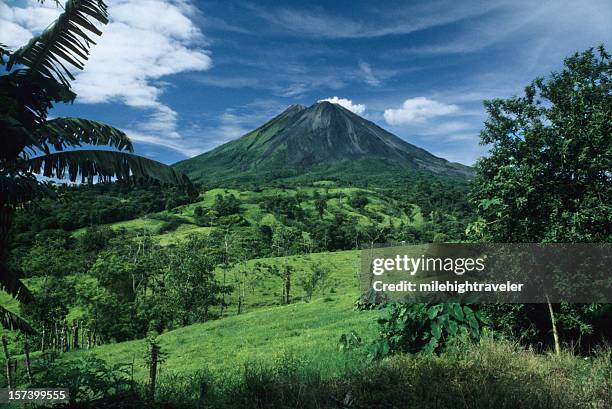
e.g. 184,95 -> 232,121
145,337 -> 611,409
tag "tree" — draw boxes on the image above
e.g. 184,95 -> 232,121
348,190 -> 369,209
272,226 -> 301,304
0,0 -> 192,334
298,262 -> 330,301
313,190 -> 327,218
214,194 -> 241,216
470,46 -> 611,352
165,236 -> 227,325
471,46 -> 610,243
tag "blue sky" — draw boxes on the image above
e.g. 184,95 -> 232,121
2,0 -> 610,165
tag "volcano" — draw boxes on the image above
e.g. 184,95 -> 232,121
174,101 -> 472,184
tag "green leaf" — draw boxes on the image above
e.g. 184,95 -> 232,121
463,305 -> 475,317
27,150 -> 193,188
431,321 -> 442,339
36,117 -> 134,153
427,304 -> 443,319
8,0 -> 110,87
451,303 -> 464,321
466,315 -> 479,331
0,306 -> 36,335
381,340 -> 390,356
0,263 -> 33,304
424,337 -> 438,352
475,310 -> 491,325
448,320 -> 458,335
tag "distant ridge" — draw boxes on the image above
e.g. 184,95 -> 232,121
174,101 -> 473,185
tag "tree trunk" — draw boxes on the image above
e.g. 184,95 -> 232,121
72,322 -> 79,350
284,273 -> 291,304
546,295 -> 561,355
221,236 -> 230,317
24,335 -> 32,383
2,335 -> 12,389
284,255 -> 291,304
60,324 -> 66,352
148,342 -> 159,400
41,324 -> 46,352
54,322 -> 58,351
236,272 -> 243,315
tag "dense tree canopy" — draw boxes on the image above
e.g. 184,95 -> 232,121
471,46 -> 611,243
469,46 -> 611,349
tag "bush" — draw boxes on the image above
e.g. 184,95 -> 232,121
369,303 -> 489,358
348,191 -> 369,209
36,356 -> 132,405
157,218 -> 183,234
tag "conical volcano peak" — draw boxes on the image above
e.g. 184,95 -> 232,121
174,101 -> 473,183
312,100 -> 334,108
310,100 -> 351,114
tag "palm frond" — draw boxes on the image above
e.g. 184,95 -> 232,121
27,150 -> 193,187
37,117 -> 134,153
0,170 -> 52,207
0,115 -> 38,161
0,305 -> 36,335
0,264 -> 34,304
7,0 -> 109,87
0,70 -> 76,129
0,43 -> 11,66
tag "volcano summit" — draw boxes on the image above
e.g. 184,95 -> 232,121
174,101 -> 472,184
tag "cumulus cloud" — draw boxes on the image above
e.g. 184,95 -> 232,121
383,97 -> 458,125
1,0 -> 212,153
318,97 -> 366,115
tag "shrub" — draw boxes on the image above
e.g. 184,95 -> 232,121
157,218 -> 183,234
368,302 -> 489,358
36,356 -> 132,405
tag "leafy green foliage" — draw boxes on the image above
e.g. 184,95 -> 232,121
348,190 -> 369,209
298,262 -> 330,301
20,230 -> 89,277
369,303 -> 489,358
28,150 -> 192,186
22,276 -> 73,330
480,303 -> 612,350
11,183 -> 194,240
469,46 -> 611,350
213,193 -> 242,216
1,0 -> 192,335
37,356 -> 131,404
36,117 -> 133,154
471,46 -> 611,243
7,0 -> 109,87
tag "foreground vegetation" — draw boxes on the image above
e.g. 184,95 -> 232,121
6,337 -> 610,409
0,0 -> 609,405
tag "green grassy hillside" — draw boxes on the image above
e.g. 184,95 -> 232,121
1,248 -> 372,362
2,249 -> 376,381
65,291 -> 376,380
68,186 -> 424,246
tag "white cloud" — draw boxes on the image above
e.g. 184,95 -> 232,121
399,0 -> 611,69
384,97 -> 458,125
126,131 -> 202,157
255,2 -> 503,39
318,97 -> 366,115
358,61 -> 381,86
1,0 -> 212,153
